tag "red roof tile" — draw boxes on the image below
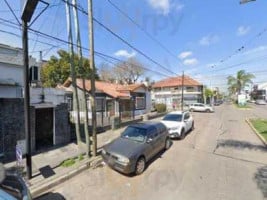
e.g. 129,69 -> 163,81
63,78 -> 146,98
152,76 -> 202,88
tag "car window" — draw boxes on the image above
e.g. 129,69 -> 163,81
121,126 -> 147,142
184,113 -> 190,120
156,123 -> 166,135
162,114 -> 182,122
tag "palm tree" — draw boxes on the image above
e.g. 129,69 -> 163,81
227,70 -> 255,95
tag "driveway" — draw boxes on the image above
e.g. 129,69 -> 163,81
37,104 -> 267,200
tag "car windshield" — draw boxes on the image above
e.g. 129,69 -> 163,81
121,126 -> 147,143
162,114 -> 182,122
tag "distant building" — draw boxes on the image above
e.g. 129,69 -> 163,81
252,83 -> 267,100
151,76 -> 203,109
0,43 -> 42,98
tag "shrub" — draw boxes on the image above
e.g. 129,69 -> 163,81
155,103 -> 166,113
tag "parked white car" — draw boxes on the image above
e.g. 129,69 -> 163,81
189,103 -> 214,113
161,111 -> 194,139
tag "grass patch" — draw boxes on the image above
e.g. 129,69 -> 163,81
250,119 -> 267,141
61,158 -> 76,167
78,154 -> 84,161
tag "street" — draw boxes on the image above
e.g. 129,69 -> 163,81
38,104 -> 267,200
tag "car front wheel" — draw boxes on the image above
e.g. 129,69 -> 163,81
165,138 -> 171,150
135,157 -> 146,175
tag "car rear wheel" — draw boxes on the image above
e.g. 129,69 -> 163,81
180,129 -> 185,140
135,157 -> 146,175
190,108 -> 194,112
206,109 -> 211,113
165,138 -> 171,150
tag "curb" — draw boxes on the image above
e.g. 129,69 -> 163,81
30,156 -> 102,198
245,119 -> 267,146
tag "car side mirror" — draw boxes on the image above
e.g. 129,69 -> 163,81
147,138 -> 153,143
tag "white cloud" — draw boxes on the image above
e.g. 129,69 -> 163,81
199,35 -> 219,46
147,0 -> 184,15
183,58 -> 198,66
178,51 -> 192,59
237,26 -> 250,36
114,50 -> 136,58
243,45 -> 267,56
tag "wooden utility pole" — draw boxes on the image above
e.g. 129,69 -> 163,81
88,0 -> 97,156
65,0 -> 82,145
72,0 -> 90,156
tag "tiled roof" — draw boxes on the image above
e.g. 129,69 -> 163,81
152,76 -> 202,88
63,78 -> 146,98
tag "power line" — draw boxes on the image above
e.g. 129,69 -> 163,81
60,0 -> 178,76
210,26 -> 267,69
0,19 -> 173,78
95,51 -> 173,78
106,0 -> 184,67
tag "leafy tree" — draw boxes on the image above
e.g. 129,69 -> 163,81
227,70 -> 255,95
41,50 -> 99,87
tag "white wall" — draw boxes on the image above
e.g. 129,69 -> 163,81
0,86 -> 22,98
30,88 -> 67,105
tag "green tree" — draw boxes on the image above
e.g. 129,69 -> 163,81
227,70 -> 255,95
41,50 -> 99,87
204,87 -> 213,104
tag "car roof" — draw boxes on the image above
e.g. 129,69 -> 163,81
129,122 -> 164,129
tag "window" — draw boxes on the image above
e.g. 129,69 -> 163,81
135,97 -> 145,110
29,66 -> 38,81
96,98 -> 105,111
184,112 -> 190,120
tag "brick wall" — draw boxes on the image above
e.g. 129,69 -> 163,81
0,98 -> 35,161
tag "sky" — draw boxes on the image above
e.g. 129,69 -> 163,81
1,0 -> 267,92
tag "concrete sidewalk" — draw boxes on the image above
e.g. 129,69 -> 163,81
4,126 -> 126,198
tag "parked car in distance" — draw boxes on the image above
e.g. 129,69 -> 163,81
161,111 -> 194,139
214,100 -> 223,106
189,103 -> 214,113
102,122 -> 171,175
255,99 -> 267,105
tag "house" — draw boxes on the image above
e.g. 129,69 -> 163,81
0,43 -> 43,98
62,78 -> 151,123
0,44 -> 71,159
251,83 -> 267,100
151,75 -> 203,109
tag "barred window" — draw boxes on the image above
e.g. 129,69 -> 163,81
135,97 -> 145,110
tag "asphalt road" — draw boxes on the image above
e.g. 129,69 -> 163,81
37,103 -> 267,200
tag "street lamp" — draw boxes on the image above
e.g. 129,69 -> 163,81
21,0 -> 40,180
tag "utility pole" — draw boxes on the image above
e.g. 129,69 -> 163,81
72,0 -> 90,157
181,71 -> 184,111
65,0 -> 82,145
88,0 -> 97,156
21,0 -> 42,180
22,20 -> 32,179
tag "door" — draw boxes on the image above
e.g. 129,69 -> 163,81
35,108 -> 54,150
145,127 -> 161,160
184,112 -> 193,132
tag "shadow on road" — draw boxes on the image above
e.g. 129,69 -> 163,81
215,139 -> 267,152
254,165 -> 267,198
34,192 -> 66,200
